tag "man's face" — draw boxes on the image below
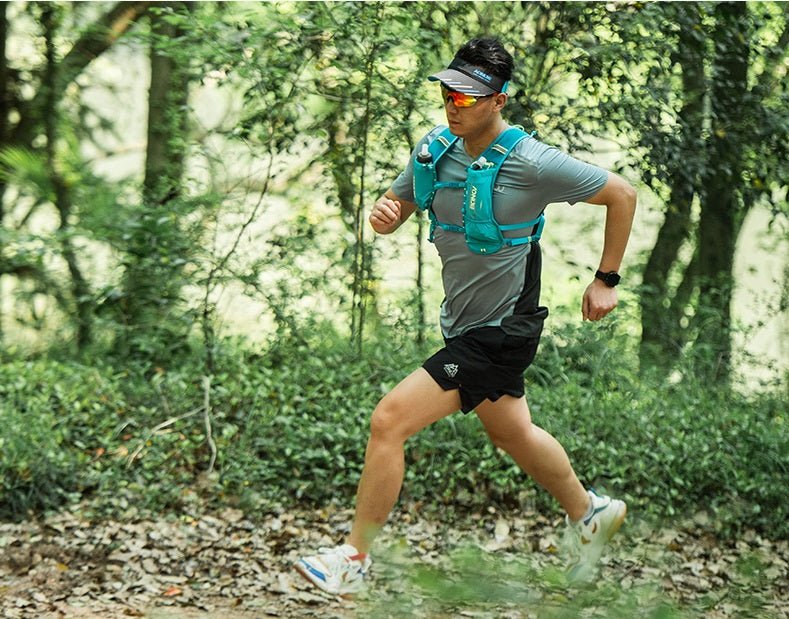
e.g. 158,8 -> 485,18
441,85 -> 507,137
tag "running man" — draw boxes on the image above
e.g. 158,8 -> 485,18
295,37 -> 637,595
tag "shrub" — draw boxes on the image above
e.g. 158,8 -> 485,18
0,322 -> 785,540
0,361 -> 94,519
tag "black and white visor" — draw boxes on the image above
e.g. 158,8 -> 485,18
428,57 -> 509,96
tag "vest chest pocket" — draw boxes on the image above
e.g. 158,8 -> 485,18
463,166 -> 504,254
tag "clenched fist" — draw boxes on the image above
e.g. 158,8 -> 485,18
582,278 -> 618,321
369,196 -> 403,235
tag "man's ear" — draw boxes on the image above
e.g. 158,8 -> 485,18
494,93 -> 508,111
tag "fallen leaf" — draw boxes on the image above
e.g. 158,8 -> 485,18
494,518 -> 511,544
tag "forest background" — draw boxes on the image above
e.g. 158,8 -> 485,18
0,1 -> 787,616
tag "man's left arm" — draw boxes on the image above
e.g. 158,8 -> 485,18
582,172 -> 637,321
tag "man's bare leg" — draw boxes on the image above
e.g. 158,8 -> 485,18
475,395 -> 590,520
346,368 -> 461,554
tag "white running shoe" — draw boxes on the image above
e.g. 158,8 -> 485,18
294,543 -> 371,596
565,489 -> 627,583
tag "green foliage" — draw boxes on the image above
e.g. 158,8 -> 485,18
370,543 -> 688,618
0,147 -> 53,199
2,0 -> 784,378
559,1 -> 788,376
0,322 -> 785,541
0,361 -> 94,518
0,3 -> 785,558
531,321 -> 788,538
366,540 -> 784,618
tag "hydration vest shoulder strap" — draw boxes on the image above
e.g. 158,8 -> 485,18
478,126 -> 531,169
413,126 -> 460,215
428,126 -> 459,163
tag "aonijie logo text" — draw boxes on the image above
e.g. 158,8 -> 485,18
472,68 -> 493,83
468,185 -> 478,211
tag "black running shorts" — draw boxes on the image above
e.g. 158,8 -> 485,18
422,313 -> 547,414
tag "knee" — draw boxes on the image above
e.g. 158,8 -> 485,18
369,394 -> 409,443
487,421 -> 533,452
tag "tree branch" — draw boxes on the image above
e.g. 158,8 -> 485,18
13,2 -> 152,144
60,2 -> 152,88
202,375 -> 217,473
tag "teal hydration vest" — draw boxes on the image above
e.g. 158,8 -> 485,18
412,125 -> 545,255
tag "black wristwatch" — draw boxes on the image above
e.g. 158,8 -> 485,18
595,270 -> 621,288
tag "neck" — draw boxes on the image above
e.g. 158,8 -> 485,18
464,117 -> 508,159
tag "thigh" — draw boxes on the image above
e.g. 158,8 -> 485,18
375,368 -> 462,439
474,394 -> 533,438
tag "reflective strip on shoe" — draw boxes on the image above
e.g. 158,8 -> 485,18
297,559 -> 327,583
583,502 -> 611,526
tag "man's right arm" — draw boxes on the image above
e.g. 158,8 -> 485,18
369,189 -> 417,235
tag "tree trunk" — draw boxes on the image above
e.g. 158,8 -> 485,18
42,4 -> 93,350
351,73 -> 373,356
402,125 -> 426,346
143,5 -> 189,205
118,1 -> 191,359
414,208 -> 427,345
695,1 -> 750,382
639,3 -> 705,367
350,10 -> 384,356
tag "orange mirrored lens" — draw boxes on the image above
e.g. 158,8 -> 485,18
441,86 -> 478,108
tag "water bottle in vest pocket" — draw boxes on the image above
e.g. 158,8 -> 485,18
463,165 -> 504,254
413,144 -> 437,211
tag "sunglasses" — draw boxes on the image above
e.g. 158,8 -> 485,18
441,85 -> 494,108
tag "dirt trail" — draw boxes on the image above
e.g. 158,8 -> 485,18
1,505 -> 787,618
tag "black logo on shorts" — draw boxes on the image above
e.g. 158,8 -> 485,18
443,363 -> 459,378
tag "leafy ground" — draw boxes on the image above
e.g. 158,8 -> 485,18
0,504 -> 787,619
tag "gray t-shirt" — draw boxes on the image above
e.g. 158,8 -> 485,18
391,125 -> 608,338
